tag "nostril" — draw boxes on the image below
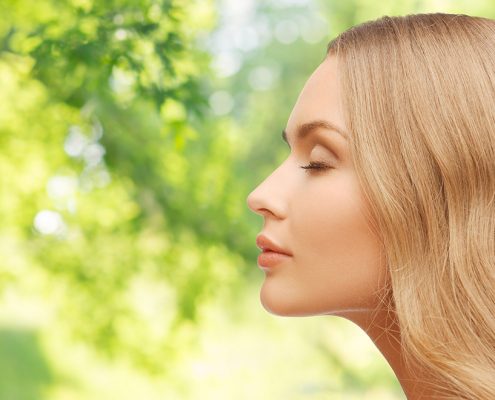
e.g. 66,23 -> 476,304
257,208 -> 274,218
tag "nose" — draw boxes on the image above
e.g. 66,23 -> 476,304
246,162 -> 289,219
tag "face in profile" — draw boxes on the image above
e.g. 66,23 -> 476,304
247,56 -> 388,318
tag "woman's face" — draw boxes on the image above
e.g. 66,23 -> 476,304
246,56 -> 388,318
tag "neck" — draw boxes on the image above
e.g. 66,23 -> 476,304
339,309 -> 444,399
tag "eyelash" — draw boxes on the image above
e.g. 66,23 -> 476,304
299,161 -> 332,174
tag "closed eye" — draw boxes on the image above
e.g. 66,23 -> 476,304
299,161 -> 333,174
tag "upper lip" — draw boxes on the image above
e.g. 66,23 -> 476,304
256,234 -> 292,256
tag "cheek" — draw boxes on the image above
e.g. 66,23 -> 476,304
293,174 -> 370,256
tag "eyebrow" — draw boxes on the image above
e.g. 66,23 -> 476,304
282,120 -> 348,147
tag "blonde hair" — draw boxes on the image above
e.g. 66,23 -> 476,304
327,13 -> 495,399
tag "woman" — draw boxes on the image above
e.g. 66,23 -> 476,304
247,13 -> 495,399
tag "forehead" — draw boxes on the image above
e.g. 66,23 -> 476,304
286,56 -> 345,133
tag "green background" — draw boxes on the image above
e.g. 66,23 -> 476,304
1,0 -> 493,398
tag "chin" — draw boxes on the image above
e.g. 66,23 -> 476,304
259,283 -> 319,317
260,296 -> 294,316
260,283 -> 295,316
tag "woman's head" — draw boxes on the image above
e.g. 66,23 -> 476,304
248,12 -> 495,398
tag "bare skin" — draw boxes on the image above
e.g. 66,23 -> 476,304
247,56 -> 443,399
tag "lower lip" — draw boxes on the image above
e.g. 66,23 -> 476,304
257,251 -> 291,268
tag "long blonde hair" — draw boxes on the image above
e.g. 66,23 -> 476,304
327,13 -> 495,399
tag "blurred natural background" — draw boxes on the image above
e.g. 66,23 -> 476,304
1,0 -> 493,399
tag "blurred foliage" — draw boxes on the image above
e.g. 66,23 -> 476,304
0,0 -> 244,375
0,328 -> 53,400
1,0 -> 493,398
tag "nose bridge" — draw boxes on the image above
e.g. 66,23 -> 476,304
247,158 -> 292,218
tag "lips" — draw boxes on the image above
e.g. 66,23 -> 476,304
255,234 -> 292,256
